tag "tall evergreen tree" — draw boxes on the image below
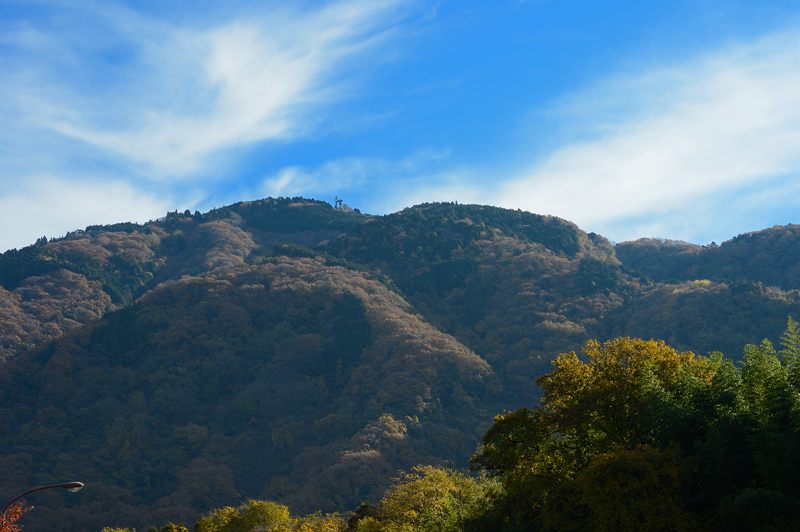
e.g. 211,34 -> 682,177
780,316 -> 800,389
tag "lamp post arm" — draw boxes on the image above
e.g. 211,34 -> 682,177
2,482 -> 84,516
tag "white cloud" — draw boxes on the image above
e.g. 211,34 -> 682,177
0,178 -> 172,251
252,26 -> 800,243
264,158 -> 377,197
0,0 -> 421,251
2,0 -> 415,178
485,30 -> 800,241
8,2 -> 800,247
263,150 -> 453,200
363,30 -> 800,243
376,169 -> 485,211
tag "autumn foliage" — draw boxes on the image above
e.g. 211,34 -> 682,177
0,503 -> 31,532
471,327 -> 800,530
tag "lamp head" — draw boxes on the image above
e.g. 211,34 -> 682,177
64,482 -> 84,493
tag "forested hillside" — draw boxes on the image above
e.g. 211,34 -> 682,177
1,198 -> 799,530
73,329 -> 800,531
616,225 -> 800,288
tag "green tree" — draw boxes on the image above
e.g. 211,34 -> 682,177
780,316 -> 800,389
293,513 -> 347,531
472,338 -> 718,530
353,466 -> 495,532
542,446 -> 694,532
160,524 -> 188,532
194,506 -> 237,532
195,500 -> 291,532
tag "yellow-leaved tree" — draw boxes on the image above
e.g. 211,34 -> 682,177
472,337 -> 720,530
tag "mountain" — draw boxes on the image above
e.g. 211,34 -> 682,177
1,198 -> 798,530
616,225 -> 800,289
1,257 -> 496,529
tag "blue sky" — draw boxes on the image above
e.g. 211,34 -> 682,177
3,0 -> 800,251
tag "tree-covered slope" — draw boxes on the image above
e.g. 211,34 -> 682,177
323,203 -> 626,400
322,203 -> 796,400
0,198 -> 363,361
616,224 -> 800,289
604,280 -> 800,356
2,198 -> 800,530
4,199 -> 794,370
0,257 -> 496,531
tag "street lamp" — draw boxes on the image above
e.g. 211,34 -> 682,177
2,481 -> 84,518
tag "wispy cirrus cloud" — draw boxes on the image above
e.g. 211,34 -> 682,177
2,0 -> 416,179
5,1 -> 800,251
492,30 -> 800,241
0,0 -> 421,251
263,149 -> 453,199
381,29 -> 800,243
